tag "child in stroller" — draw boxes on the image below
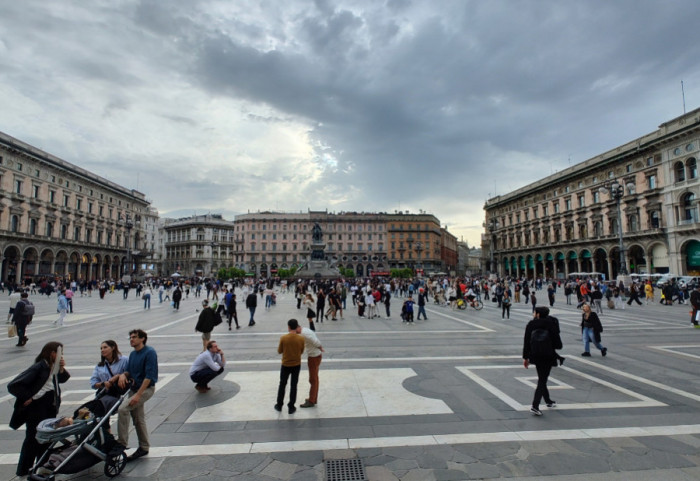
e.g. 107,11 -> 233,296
28,389 -> 129,480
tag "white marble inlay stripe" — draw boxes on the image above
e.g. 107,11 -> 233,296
456,365 -> 666,411
4,424 -> 700,463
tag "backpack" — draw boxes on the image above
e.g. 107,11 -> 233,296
21,300 -> 35,317
530,327 -> 553,359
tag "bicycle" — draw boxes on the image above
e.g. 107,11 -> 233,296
455,297 -> 483,311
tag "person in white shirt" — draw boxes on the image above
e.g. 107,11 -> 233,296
8,288 -> 21,323
365,291 -> 376,319
189,340 -> 226,393
296,324 -> 324,408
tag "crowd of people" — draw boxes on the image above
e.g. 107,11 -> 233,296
6,271 -> 700,477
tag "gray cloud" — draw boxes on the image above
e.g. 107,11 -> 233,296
1,0 -> 700,247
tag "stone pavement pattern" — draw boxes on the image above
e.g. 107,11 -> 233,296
0,286 -> 698,480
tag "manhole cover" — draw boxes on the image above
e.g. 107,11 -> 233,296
325,459 -> 368,481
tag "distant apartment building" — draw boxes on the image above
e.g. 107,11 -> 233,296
0,131 -> 155,284
483,108 -> 700,279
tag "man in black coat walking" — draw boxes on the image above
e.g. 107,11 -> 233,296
246,291 -> 257,326
523,306 -> 563,416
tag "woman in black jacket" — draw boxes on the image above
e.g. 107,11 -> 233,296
8,341 -> 70,476
580,303 -> 607,357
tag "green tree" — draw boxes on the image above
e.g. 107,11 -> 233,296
340,267 -> 355,278
390,268 -> 413,278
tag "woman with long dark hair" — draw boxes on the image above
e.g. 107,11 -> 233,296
90,340 -> 129,391
8,341 -> 70,477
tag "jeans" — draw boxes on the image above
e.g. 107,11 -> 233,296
159,291 -> 163,303
583,327 -> 605,353
265,295 -> 272,308
143,294 -> 151,309
417,305 -> 427,319
276,364 -> 301,408
56,309 -> 66,326
532,362 -> 553,409
190,366 -> 224,388
248,307 -> 256,324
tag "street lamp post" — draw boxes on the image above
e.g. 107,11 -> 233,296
600,180 -> 634,277
118,214 -> 134,280
488,218 -> 498,277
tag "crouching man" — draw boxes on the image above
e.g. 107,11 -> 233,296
189,340 -> 226,393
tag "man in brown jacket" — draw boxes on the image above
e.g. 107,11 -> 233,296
275,319 -> 305,414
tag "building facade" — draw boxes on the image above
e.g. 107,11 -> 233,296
483,108 -> 700,280
235,211 -> 390,278
161,214 -> 237,277
0,131 -> 154,284
161,210 -> 458,278
386,212 -> 443,274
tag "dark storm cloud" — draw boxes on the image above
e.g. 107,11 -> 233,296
2,0 -> 700,246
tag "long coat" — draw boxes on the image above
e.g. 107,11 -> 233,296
8,360 -> 70,429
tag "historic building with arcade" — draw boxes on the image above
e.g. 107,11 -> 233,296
0,131 -> 156,285
483,107 -> 700,280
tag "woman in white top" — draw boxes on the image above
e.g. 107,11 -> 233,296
303,293 -> 317,331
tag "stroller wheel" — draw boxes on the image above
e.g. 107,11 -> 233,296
104,451 -> 127,477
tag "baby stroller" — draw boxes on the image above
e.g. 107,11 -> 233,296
28,388 -> 130,480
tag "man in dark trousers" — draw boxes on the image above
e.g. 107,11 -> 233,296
522,306 -> 563,416
12,291 -> 33,347
690,284 -> 700,328
195,300 -> 220,351
275,319 -> 305,414
246,290 -> 257,326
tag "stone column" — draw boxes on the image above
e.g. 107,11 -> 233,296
17,256 -> 24,284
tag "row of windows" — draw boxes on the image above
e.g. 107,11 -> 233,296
244,223 -> 386,232
3,176 -> 139,222
7,215 -> 127,247
0,155 -> 137,209
497,175 -> 660,227
673,158 -> 699,183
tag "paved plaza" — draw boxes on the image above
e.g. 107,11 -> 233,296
1,286 -> 699,480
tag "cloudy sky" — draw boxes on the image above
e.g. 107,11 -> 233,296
2,1 -> 700,247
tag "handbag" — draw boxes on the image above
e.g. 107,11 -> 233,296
104,362 -> 130,397
8,324 -> 17,338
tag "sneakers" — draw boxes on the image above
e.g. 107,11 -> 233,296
274,404 -> 282,412
300,400 -> 316,408
581,352 -> 591,357
530,407 -> 543,416
601,348 -> 608,357
546,401 -> 557,408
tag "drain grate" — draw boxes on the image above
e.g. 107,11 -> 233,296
325,459 -> 368,481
